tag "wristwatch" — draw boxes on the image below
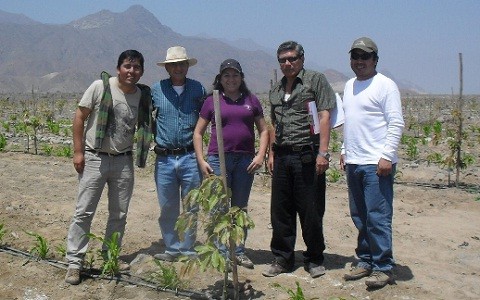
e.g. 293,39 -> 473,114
318,151 -> 331,161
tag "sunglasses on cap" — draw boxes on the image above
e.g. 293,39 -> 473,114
350,52 -> 375,60
278,55 -> 301,64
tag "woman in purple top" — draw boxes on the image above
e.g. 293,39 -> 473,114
193,59 -> 269,269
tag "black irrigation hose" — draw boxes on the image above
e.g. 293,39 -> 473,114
396,180 -> 480,193
0,246 -> 215,300
0,245 -> 68,269
395,181 -> 449,189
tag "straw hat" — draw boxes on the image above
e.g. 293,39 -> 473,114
156,46 -> 197,66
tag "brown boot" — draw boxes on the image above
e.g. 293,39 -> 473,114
365,271 -> 394,288
65,267 -> 81,285
344,266 -> 372,281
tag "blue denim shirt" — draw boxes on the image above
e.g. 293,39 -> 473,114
151,78 -> 205,148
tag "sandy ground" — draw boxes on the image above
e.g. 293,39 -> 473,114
1,151 -> 479,300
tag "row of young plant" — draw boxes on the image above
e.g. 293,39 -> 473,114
400,96 -> 479,187
3,92 -> 479,186
0,177 -> 327,300
325,95 -> 480,187
0,220 -> 199,294
0,95 -> 76,155
259,94 -> 480,186
0,222 -> 121,276
401,120 -> 476,166
0,133 -> 73,157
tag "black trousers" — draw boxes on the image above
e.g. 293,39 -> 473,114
269,150 -> 326,269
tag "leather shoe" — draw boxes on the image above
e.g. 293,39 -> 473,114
365,270 -> 394,288
236,254 -> 254,269
344,266 -> 372,280
306,265 -> 326,278
262,261 -> 290,277
65,267 -> 81,285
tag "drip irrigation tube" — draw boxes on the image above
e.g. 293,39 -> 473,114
396,180 -> 480,193
0,246 -> 215,299
395,181 -> 449,189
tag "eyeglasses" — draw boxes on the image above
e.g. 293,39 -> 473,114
278,55 -> 301,64
350,52 -> 374,60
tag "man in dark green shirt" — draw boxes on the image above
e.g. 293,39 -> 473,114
263,41 -> 336,279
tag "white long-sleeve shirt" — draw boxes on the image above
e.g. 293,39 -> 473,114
342,73 -> 404,164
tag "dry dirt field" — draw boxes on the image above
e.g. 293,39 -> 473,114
1,149 -> 479,300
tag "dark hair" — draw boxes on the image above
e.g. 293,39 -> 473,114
117,50 -> 144,71
277,41 -> 304,58
212,69 -> 251,96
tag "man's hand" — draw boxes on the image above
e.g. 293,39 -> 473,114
73,152 -> 85,174
377,158 -> 393,176
316,155 -> 329,175
339,154 -> 346,171
267,153 -> 274,175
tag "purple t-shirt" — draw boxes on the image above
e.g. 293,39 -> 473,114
199,93 -> 264,155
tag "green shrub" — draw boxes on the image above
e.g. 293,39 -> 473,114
55,243 -> 67,258
1,121 -> 10,132
55,145 -> 72,157
326,167 -> 342,183
149,260 -> 187,289
26,231 -> 50,260
0,223 -> 7,246
86,232 -> 122,276
272,281 -> 319,300
41,144 -> 53,156
0,133 -> 6,151
46,119 -> 60,135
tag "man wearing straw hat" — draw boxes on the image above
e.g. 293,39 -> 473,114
151,46 -> 206,261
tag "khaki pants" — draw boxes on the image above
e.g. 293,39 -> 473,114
66,151 -> 134,268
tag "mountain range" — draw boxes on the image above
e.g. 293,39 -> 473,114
0,5 -> 423,95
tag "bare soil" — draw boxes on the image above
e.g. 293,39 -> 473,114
1,151 -> 479,300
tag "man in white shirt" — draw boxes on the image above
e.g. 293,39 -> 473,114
340,37 -> 404,289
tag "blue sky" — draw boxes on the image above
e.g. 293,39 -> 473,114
1,0 -> 479,94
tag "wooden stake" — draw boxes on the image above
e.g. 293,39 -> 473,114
213,90 -> 239,300
213,90 -> 227,186
455,53 -> 463,187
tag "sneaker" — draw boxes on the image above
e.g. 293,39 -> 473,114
262,261 -> 290,277
236,254 -> 254,269
65,267 -> 81,285
153,252 -> 178,262
365,270 -> 394,288
344,266 -> 372,281
306,265 -> 326,278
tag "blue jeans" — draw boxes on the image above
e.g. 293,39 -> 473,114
345,164 -> 395,272
208,153 -> 254,255
154,152 -> 200,256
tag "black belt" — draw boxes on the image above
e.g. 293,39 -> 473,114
154,145 -> 194,156
86,149 -> 132,156
272,144 -> 314,154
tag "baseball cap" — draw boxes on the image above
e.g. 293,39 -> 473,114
219,59 -> 243,74
349,37 -> 378,53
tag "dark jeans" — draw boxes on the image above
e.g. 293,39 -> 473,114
270,150 -> 326,269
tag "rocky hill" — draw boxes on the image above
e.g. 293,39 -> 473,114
0,5 -> 423,95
